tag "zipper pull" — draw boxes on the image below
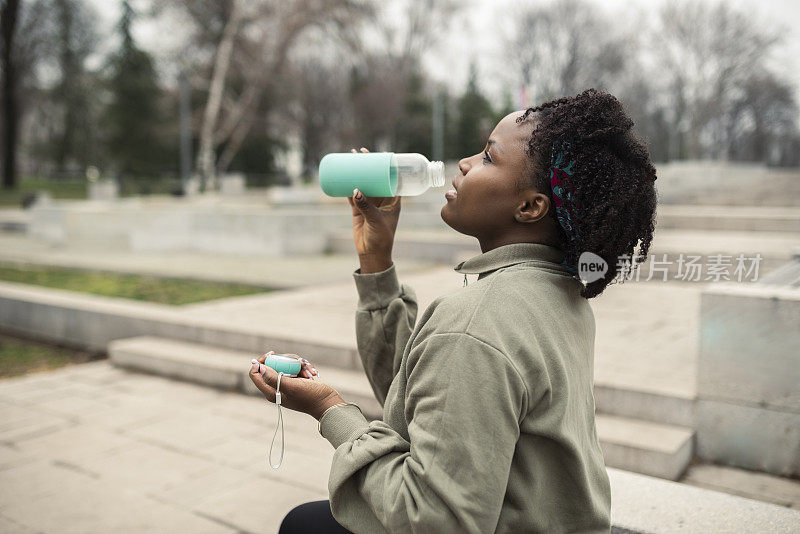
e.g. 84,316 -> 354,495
463,273 -> 468,287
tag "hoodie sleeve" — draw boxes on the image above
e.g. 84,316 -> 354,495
318,331 -> 528,534
352,263 -> 418,407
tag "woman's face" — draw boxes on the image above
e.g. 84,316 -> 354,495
441,111 -> 553,250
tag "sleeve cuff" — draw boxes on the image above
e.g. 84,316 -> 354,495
319,403 -> 371,448
352,263 -> 403,311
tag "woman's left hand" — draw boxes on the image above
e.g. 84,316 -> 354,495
249,352 -> 345,421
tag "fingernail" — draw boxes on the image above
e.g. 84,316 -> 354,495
353,188 -> 362,199
251,361 -> 259,371
312,367 -> 318,374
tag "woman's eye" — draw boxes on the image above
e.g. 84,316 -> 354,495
483,151 -> 492,163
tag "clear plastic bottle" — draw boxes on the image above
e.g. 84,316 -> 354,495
392,153 -> 446,196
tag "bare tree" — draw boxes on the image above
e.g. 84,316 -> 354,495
506,0 -> 627,104
159,0 -> 367,190
346,0 -> 461,150
195,0 -> 243,190
284,54 -> 351,182
655,0 -> 781,159
727,74 -> 798,163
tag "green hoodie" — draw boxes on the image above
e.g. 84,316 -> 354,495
318,243 -> 611,533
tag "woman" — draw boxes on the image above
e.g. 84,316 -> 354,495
250,89 -> 658,533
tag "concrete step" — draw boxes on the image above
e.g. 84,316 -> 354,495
594,381 -> 695,428
109,337 -> 695,480
656,205 -> 800,233
596,414 -> 694,481
680,463 -> 800,509
108,335 -> 382,419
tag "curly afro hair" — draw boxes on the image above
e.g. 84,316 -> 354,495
517,88 -> 658,299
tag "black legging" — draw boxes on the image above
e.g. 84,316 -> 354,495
279,500 -> 354,533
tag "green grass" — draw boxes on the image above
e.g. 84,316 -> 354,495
0,178 -> 88,206
0,176 -> 185,207
0,263 -> 271,305
0,334 -> 97,378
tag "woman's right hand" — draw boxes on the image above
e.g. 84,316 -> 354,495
347,147 -> 401,273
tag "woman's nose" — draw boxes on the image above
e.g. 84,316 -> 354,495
458,158 -> 470,175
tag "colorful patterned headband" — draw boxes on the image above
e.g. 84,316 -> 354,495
549,140 -> 579,275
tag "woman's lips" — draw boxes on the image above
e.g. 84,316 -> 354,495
445,189 -> 458,200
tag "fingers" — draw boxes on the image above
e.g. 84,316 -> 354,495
350,147 -> 369,153
249,361 -> 276,401
249,350 -> 276,383
253,359 -> 297,391
300,361 -> 318,380
352,188 -> 376,220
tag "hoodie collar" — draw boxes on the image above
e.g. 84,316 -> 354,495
454,242 -> 567,279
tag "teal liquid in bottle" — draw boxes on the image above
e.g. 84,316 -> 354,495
319,152 -> 445,197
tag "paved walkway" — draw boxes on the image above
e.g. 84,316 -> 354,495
2,361 -> 799,534
0,362 -> 329,533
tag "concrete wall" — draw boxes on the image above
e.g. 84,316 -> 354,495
697,282 -> 800,477
27,199 -> 448,257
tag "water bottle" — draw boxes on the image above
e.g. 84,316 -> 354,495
319,152 -> 445,197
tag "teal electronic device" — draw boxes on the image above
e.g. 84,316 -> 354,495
261,354 -> 302,377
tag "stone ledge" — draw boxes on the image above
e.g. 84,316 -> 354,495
0,281 -> 359,369
608,468 -> 800,533
702,281 -> 800,299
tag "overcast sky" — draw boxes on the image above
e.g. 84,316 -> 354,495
88,0 -> 800,105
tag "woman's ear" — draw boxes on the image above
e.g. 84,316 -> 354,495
515,191 -> 550,223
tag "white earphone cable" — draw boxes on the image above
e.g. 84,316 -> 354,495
268,371 -> 286,469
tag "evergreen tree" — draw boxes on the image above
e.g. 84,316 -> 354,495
53,0 -> 97,172
105,0 -> 162,177
441,90 -> 461,161
394,70 -> 433,155
454,62 -> 494,158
